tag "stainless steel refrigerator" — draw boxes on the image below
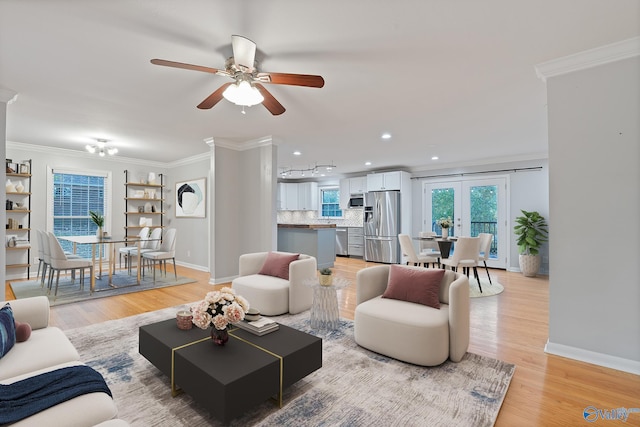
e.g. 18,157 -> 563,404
364,191 -> 401,263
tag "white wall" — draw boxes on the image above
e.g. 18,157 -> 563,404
410,159 -> 549,272
546,56 -> 640,373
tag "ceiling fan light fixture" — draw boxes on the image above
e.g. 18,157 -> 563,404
85,144 -> 96,154
222,81 -> 264,106
86,138 -> 118,156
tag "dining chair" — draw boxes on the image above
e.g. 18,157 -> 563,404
35,230 -> 49,287
478,233 -> 494,285
47,232 -> 94,298
124,227 -> 162,275
142,228 -> 177,281
119,226 -> 150,269
398,234 -> 439,268
418,231 -> 441,259
440,236 -> 482,292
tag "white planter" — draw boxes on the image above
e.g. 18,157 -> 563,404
441,228 -> 449,239
519,254 -> 541,277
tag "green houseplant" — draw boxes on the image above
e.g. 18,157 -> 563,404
514,210 -> 548,277
89,210 -> 105,238
318,268 -> 333,286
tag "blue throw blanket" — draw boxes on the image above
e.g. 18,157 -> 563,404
0,365 -> 112,424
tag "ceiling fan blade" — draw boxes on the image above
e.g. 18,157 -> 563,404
231,35 -> 256,73
197,82 -> 233,109
150,58 -> 223,75
255,84 -> 285,116
257,72 -> 325,88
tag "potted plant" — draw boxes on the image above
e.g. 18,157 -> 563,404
514,210 -> 548,277
437,217 -> 453,239
89,210 -> 105,238
318,268 -> 333,286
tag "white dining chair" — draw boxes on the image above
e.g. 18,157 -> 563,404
47,232 -> 93,298
119,226 -> 150,270
142,228 -> 177,281
35,230 -> 49,287
441,236 -> 482,292
398,234 -> 439,268
124,227 -> 162,275
478,233 -> 494,285
418,231 -> 441,259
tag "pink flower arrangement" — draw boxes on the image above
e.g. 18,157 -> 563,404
191,287 -> 249,330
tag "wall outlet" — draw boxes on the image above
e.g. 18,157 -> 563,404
186,250 -> 191,257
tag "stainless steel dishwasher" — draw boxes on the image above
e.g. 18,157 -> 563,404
335,227 -> 348,256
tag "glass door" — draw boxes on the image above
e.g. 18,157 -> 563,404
423,177 -> 507,269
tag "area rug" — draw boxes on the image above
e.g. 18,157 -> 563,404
64,306 -> 515,426
9,273 -> 196,306
469,278 -> 504,298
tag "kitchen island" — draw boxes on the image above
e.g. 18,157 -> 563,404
277,224 -> 336,269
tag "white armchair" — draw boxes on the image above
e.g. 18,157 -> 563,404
354,265 -> 470,366
231,251 -> 317,315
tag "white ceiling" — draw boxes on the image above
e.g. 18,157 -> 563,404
1,1 -> 638,176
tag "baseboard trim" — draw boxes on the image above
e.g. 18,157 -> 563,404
209,275 -> 237,285
175,260 -> 208,272
545,340 -> 640,375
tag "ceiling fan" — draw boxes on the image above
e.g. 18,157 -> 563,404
151,35 -> 325,116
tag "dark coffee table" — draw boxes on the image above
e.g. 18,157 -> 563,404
139,319 -> 322,424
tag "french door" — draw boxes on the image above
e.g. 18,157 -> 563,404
422,177 -> 507,268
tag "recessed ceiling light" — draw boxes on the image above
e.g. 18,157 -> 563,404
293,151 -> 301,156
365,161 -> 372,166
381,133 -> 392,140
431,156 -> 439,160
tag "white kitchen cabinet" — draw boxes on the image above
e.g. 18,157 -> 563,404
339,178 -> 350,209
297,182 -> 318,210
366,171 -> 407,192
279,182 -> 318,210
349,176 -> 366,194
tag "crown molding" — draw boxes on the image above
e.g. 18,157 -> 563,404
408,152 -> 548,175
0,87 -> 18,104
165,151 -> 210,168
213,135 -> 275,151
536,36 -> 640,82
7,140 -> 167,168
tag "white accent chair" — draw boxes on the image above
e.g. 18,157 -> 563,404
398,234 -> 439,268
478,233 -> 494,285
47,232 -> 93,298
142,228 -> 177,281
354,265 -> 470,366
441,236 -> 482,292
231,252 -> 317,316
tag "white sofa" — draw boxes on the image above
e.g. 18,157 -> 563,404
0,296 -> 124,427
231,252 -> 317,315
354,265 -> 470,366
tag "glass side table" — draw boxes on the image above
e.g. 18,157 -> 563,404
304,277 -> 350,330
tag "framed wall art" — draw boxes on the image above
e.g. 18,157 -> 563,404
176,178 -> 206,218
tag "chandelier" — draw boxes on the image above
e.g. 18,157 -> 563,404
86,138 -> 118,157
222,80 -> 264,107
280,162 -> 337,178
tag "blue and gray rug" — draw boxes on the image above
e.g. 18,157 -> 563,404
64,306 -> 515,426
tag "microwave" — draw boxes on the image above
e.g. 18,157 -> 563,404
348,196 -> 364,208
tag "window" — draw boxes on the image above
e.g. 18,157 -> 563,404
320,187 -> 342,218
47,167 -> 112,258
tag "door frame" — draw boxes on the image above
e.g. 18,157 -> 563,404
422,174 -> 510,269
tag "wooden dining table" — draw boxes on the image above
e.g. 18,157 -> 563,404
58,235 -> 152,293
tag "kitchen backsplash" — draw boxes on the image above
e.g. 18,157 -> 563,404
277,208 -> 364,227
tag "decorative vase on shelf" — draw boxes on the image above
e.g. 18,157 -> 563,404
211,328 -> 229,346
96,227 -> 103,238
441,228 -> 449,239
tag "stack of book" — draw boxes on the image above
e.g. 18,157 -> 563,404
233,317 -> 279,336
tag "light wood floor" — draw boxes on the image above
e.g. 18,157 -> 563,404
5,258 -> 640,426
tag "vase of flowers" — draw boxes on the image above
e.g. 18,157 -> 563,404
437,217 -> 453,239
191,287 -> 249,346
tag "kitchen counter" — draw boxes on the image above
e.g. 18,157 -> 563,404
277,225 -> 336,269
277,224 -> 336,229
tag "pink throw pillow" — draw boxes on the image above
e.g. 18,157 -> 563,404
258,252 -> 300,280
382,265 -> 444,309
14,320 -> 32,342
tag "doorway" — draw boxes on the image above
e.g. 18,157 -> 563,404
422,177 -> 508,269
